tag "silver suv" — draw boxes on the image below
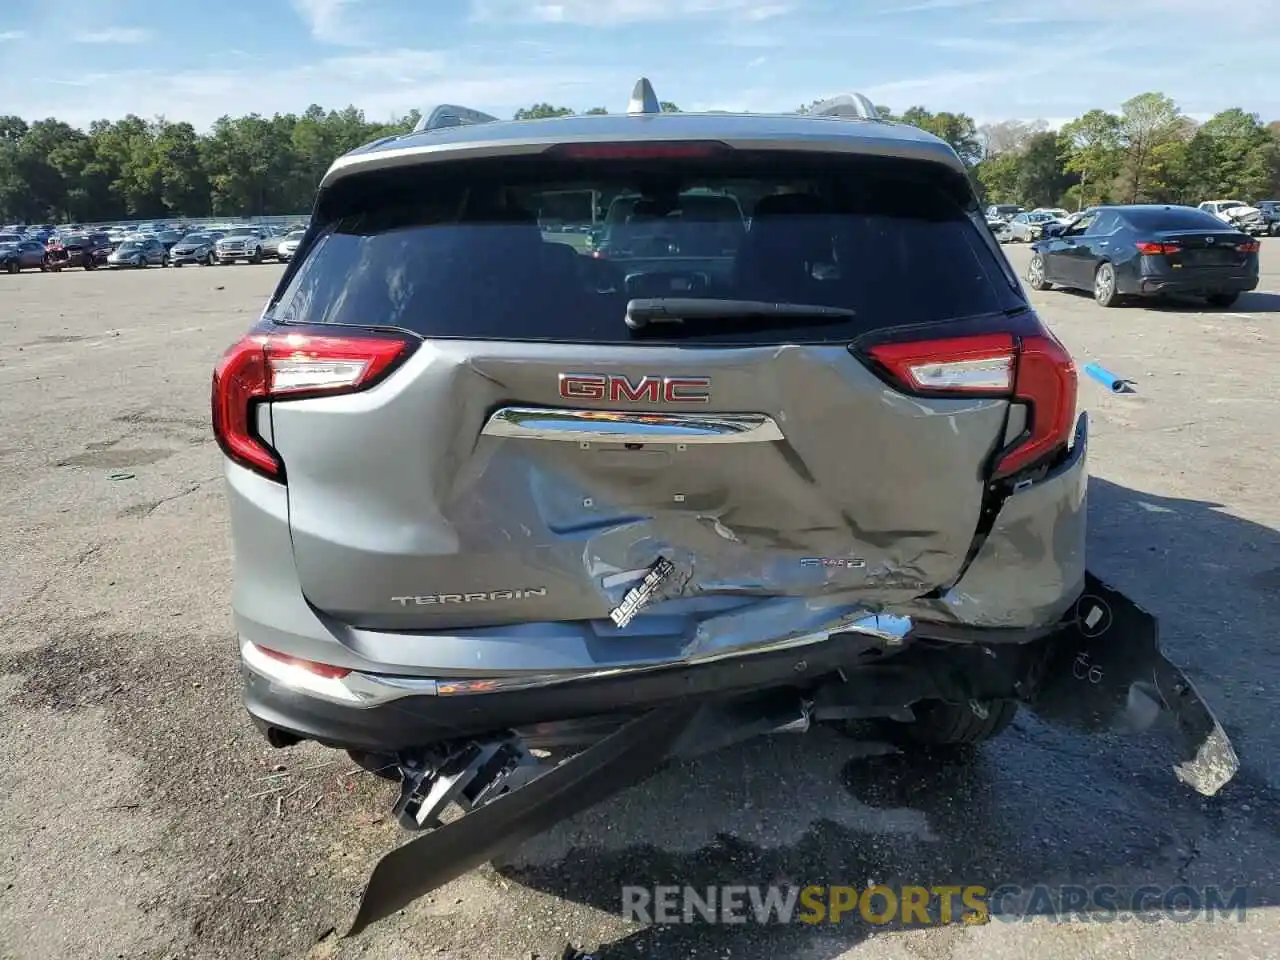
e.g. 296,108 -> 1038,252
214,225 -> 269,263
213,81 -> 1237,932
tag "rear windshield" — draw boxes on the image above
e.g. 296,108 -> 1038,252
275,152 -> 1024,344
1121,207 -> 1231,231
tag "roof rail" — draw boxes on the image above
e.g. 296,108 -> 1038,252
413,104 -> 501,133
807,93 -> 881,121
628,77 -> 662,115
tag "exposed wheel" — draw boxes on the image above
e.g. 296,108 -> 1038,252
887,699 -> 1018,746
1093,261 -> 1120,307
1026,253 -> 1051,291
6,261 -> 17,274
205,251 -> 215,266
250,246 -> 262,264
1206,292 -> 1239,308
346,750 -> 402,781
161,254 -> 170,267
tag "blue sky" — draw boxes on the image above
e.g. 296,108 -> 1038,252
1,0 -> 1277,131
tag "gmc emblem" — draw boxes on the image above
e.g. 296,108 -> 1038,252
558,373 -> 711,404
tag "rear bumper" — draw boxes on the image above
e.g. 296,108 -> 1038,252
242,624 -> 908,752
1127,272 -> 1259,297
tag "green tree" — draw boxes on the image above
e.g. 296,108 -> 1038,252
513,103 -> 574,120
1115,92 -> 1185,203
1182,108 -> 1279,201
975,151 -> 1022,204
1016,132 -> 1074,207
1059,109 -> 1122,208
898,107 -> 982,165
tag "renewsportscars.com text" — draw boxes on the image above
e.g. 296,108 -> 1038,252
621,884 -> 1249,926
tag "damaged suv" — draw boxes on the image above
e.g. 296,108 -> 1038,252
213,82 -> 1239,934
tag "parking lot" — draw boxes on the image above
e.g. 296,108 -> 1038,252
1,244 -> 1278,960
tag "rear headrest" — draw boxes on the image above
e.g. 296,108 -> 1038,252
752,193 -> 825,218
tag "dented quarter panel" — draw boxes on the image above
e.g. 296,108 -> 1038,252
896,412 -> 1089,629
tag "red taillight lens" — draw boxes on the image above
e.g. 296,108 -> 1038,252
211,330 -> 414,480
866,334 -> 1015,393
255,645 -> 352,679
1237,240 -> 1260,253
995,332 -> 1077,479
866,329 -> 1077,480
1136,241 -> 1180,255
548,141 -> 729,160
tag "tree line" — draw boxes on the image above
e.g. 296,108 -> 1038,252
2,92 -> 1277,224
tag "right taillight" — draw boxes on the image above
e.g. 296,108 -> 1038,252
211,328 -> 416,480
1237,239 -> 1260,253
866,328 -> 1077,481
1135,241 -> 1180,255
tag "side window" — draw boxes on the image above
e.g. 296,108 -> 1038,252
1065,214 -> 1094,236
1086,212 -> 1117,235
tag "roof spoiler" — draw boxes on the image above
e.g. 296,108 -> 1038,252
806,93 -> 881,121
412,104 -> 501,133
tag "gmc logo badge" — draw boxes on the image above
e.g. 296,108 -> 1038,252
558,373 -> 711,404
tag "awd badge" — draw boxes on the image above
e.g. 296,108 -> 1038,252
609,556 -> 676,628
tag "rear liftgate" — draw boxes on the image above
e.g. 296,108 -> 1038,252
346,572 -> 1238,936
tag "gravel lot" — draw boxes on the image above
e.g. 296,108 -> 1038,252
1,245 -> 1278,960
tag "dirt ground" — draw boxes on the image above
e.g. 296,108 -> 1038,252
1,245 -> 1278,960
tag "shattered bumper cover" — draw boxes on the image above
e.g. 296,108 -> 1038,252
340,570 -> 1238,937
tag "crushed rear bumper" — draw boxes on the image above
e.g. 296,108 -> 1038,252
336,569 -> 1237,936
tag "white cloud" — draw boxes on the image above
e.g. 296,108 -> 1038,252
10,48 -> 622,131
290,0 -> 367,45
0,30 -> 27,41
471,0 -> 792,25
73,28 -> 153,44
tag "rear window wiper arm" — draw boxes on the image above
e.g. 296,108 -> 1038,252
624,298 -> 856,331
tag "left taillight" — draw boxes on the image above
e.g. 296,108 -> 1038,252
211,329 -> 415,480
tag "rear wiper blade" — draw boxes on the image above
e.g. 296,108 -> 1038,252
624,298 -> 856,331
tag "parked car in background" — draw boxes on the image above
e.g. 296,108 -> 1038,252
1197,199 -> 1269,235
1253,200 -> 1280,235
215,225 -> 270,264
1032,207 -> 1071,222
985,203 -> 1023,221
45,232 -> 112,270
0,232 -> 22,245
1027,204 -> 1259,308
275,229 -> 305,261
1006,210 -> 1056,242
106,237 -> 168,268
261,228 -> 287,261
169,232 -> 219,266
1,238 -> 51,272
155,229 -> 186,251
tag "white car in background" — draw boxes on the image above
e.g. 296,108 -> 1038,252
1197,200 -> 1269,236
1006,210 -> 1057,242
275,229 -> 306,261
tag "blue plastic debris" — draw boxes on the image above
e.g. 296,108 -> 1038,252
1082,362 -> 1135,394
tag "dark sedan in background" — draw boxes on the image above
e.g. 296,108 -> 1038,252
45,232 -> 112,270
1,239 -> 51,272
1026,204 -> 1259,308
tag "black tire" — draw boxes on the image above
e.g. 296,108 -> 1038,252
5,260 -> 16,274
161,254 -> 169,267
249,246 -> 262,264
887,699 -> 1019,746
1093,261 -> 1120,307
1206,292 -> 1239,308
205,251 -> 215,266
346,750 -> 402,781
1026,253 -> 1051,291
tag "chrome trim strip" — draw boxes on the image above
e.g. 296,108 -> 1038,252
242,613 -> 913,708
480,407 -> 784,445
